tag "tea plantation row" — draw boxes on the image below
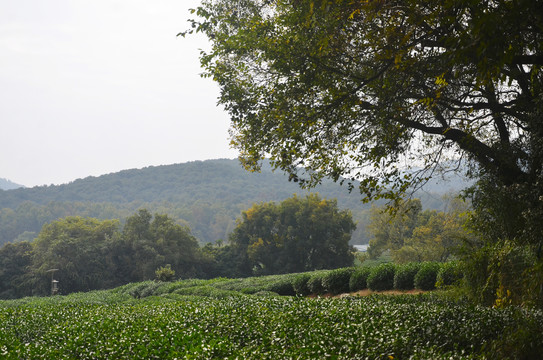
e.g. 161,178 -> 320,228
121,261 -> 461,300
2,293 -> 542,359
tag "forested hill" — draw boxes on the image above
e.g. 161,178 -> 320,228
0,159 -> 362,209
0,159 -> 466,246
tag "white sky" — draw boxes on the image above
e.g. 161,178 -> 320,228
0,0 -> 238,187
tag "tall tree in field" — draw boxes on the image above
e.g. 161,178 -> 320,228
32,217 -> 121,295
120,209 -> 204,281
229,194 -> 355,275
185,0 -> 543,305
0,241 -> 33,299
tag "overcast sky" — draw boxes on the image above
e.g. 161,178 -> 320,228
0,0 -> 238,188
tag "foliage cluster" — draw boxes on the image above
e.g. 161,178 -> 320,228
226,193 -> 355,277
1,288 -> 541,359
394,262 -> 422,290
436,261 -> 464,289
0,210 -> 208,298
155,264 -> 176,282
461,239 -> 543,308
414,262 -> 442,291
349,267 -> 372,292
321,267 -> 355,295
367,198 -> 470,263
366,263 -> 396,292
291,273 -> 312,296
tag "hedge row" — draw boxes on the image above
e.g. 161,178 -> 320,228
117,262 -> 464,299
291,261 -> 464,296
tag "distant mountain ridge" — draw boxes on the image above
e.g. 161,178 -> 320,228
0,178 -> 24,191
0,159 -> 344,207
0,159 -> 469,246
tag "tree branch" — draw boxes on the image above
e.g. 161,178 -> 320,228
511,55 -> 543,66
395,115 -> 525,185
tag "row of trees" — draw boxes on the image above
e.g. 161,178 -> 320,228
0,194 -> 356,298
0,159 -> 463,248
0,210 -> 206,298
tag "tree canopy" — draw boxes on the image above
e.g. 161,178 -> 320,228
0,211 -> 212,297
186,0 -> 542,203
0,199 -> 354,298
228,194 -> 355,275
186,0 -> 543,305
32,217 -> 121,294
367,197 -> 470,263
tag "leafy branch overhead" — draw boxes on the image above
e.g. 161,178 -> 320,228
185,0 -> 542,203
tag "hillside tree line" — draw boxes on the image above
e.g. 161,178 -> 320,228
0,159 -> 464,249
0,194 -> 356,298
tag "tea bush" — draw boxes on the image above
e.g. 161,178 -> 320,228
436,261 -> 464,288
367,263 -> 396,291
322,268 -> 355,294
307,272 -> 327,295
394,262 -> 421,290
414,262 -> 441,290
349,267 -> 371,292
267,278 -> 296,296
126,281 -> 163,299
291,273 -> 311,296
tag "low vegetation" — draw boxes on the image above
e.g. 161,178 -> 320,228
1,267 -> 542,359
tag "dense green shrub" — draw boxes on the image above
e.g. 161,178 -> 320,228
367,263 -> 396,291
414,262 -> 441,290
349,267 -> 371,292
155,264 -> 176,282
268,279 -> 295,296
291,273 -> 312,296
461,244 -> 496,305
480,241 -> 539,307
322,268 -> 355,295
436,261 -> 463,288
127,281 -> 163,299
173,286 -> 242,299
307,272 -> 327,295
394,263 -> 421,290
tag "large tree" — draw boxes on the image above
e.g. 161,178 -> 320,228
0,241 -> 33,299
186,0 -> 543,304
184,0 -> 542,223
228,194 -> 355,275
32,217 -> 121,295
120,209 -> 205,281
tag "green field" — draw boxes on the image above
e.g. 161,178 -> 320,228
1,273 -> 542,359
